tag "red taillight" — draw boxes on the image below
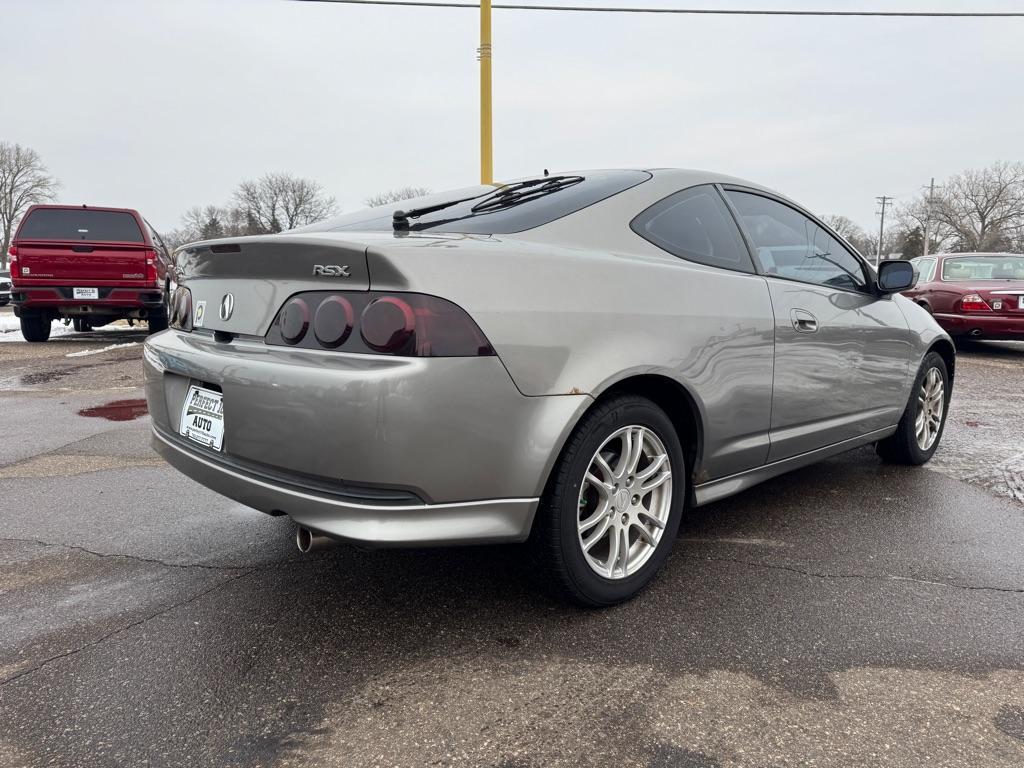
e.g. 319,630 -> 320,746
313,295 -> 354,348
267,292 -> 494,357
279,297 -> 311,345
145,250 -> 160,286
7,245 -> 17,257
361,296 -> 415,352
960,293 -> 992,312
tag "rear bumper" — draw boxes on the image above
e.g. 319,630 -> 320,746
934,312 -> 1024,339
143,331 -> 591,545
12,285 -> 164,313
152,426 -> 538,546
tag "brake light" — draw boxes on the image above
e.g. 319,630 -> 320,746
145,250 -> 160,286
960,294 -> 992,312
361,296 -> 416,352
279,297 -> 311,345
7,245 -> 16,257
266,291 -> 495,357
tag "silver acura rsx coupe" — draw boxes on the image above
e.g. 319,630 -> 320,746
144,169 -> 954,606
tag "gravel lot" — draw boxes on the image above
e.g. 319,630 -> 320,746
1,304 -> 1022,767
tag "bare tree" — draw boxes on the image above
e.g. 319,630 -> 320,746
820,214 -> 875,255
232,172 -> 338,234
0,142 -> 60,269
894,196 -> 955,254
931,161 -> 1024,252
365,186 -> 431,208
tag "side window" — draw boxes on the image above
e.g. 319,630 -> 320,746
631,185 -> 754,273
725,191 -> 868,291
915,258 -> 936,282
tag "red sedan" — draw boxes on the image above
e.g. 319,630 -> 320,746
904,252 -> 1024,341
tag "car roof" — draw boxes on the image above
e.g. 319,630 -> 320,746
933,257 -> 1019,264
23,204 -> 142,215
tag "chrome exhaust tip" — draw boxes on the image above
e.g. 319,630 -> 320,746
295,526 -> 337,553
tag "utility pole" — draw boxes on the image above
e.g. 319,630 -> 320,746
875,195 -> 893,267
922,178 -> 939,257
479,0 -> 493,185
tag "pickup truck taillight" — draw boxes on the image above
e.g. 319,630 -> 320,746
145,250 -> 161,286
7,246 -> 17,279
266,291 -> 495,357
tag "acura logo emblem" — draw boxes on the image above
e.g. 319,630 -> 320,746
219,293 -> 234,321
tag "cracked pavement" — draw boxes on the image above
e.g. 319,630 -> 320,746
0,320 -> 1022,767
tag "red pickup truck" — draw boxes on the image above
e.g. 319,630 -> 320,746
9,205 -> 173,342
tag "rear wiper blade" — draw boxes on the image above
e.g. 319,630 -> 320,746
392,193 -> 485,231
470,175 -> 584,214
394,174 -> 585,233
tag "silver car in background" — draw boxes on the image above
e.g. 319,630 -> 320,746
144,169 -> 954,605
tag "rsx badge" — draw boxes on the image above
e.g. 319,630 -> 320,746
312,265 -> 351,277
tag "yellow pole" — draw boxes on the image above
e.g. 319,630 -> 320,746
479,0 -> 493,185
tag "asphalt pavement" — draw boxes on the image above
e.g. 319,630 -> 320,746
1,306 -> 1022,767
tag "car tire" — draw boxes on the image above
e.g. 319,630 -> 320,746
876,351 -> 949,465
20,312 -> 51,343
0,298 -> 9,307
148,293 -> 169,334
531,395 -> 686,607
72,318 -> 93,333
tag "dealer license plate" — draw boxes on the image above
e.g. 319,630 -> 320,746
179,385 -> 225,451
73,287 -> 99,300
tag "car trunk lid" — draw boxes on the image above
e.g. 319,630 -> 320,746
176,234 -> 379,336
969,281 -> 1024,315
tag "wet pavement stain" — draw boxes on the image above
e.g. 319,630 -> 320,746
995,704 -> 1024,742
78,398 -> 149,422
20,369 -> 74,385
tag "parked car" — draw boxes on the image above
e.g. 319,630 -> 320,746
8,205 -> 173,342
0,269 -> 10,306
144,169 -> 954,606
904,252 -> 1024,342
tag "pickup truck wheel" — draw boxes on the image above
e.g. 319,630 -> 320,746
20,312 -> 51,343
72,318 -> 93,333
148,294 -> 169,334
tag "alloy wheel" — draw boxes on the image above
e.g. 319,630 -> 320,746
577,425 -> 673,580
915,367 -> 945,450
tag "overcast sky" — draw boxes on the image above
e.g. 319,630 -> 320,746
6,0 -> 1023,233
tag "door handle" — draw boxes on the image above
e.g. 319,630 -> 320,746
790,308 -> 819,333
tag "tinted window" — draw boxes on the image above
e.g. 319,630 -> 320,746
301,170 -> 651,235
941,255 -> 1024,280
18,209 -> 144,243
726,191 -> 867,291
630,185 -> 753,273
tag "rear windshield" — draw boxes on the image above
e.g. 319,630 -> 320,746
301,170 -> 651,235
941,255 -> 1024,281
17,209 -> 144,243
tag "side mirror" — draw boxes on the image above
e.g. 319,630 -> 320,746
877,260 -> 917,294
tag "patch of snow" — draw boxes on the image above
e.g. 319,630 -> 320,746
0,316 -> 141,343
65,342 -> 139,358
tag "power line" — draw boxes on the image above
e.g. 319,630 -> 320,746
289,1 -> 1024,17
